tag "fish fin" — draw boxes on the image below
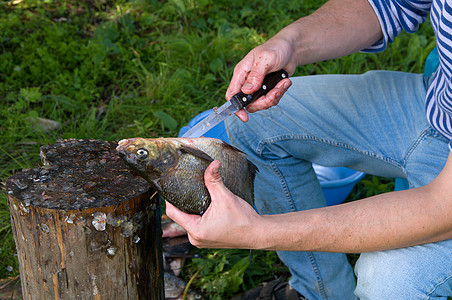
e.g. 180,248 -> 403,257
220,140 -> 259,174
219,140 -> 246,154
151,179 -> 163,193
247,159 -> 258,207
178,144 -> 214,162
247,159 -> 259,175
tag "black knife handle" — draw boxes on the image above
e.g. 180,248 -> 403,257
231,69 -> 289,109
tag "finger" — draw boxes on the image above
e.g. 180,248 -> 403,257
242,51 -> 280,94
235,77 -> 292,119
204,160 -> 223,188
226,62 -> 253,100
246,78 -> 292,113
242,66 -> 269,94
165,200 -> 200,227
234,109 -> 249,122
204,160 -> 238,208
204,160 -> 235,199
227,67 -> 251,122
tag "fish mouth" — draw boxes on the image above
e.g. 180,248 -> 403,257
116,138 -> 151,180
116,137 -> 147,160
116,139 -> 136,162
116,138 -> 141,153
117,138 -> 132,149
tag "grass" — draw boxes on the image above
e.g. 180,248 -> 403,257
0,0 -> 436,298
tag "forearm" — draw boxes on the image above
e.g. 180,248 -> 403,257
257,185 -> 452,253
166,157 -> 452,252
274,0 -> 383,66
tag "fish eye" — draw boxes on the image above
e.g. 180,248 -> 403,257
136,148 -> 148,160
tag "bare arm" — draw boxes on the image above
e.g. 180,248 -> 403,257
166,154 -> 452,253
228,0 -> 383,121
286,0 -> 383,65
259,156 -> 452,252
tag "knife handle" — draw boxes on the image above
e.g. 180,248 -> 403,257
231,69 -> 289,108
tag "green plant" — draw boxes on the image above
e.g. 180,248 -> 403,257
184,249 -> 287,299
0,193 -> 19,279
359,175 -> 395,198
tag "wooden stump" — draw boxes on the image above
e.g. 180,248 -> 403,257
5,139 -> 164,300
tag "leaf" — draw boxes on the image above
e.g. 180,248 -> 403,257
213,255 -> 227,273
209,255 -> 250,295
94,23 -> 120,43
171,0 -> 186,13
101,39 -> 122,55
209,57 -> 223,74
226,255 -> 250,290
50,94 -> 87,111
27,110 -> 39,119
240,7 -> 254,19
153,110 -> 178,131
14,100 -> 26,110
200,73 -> 217,87
119,14 -> 135,34
19,87 -> 42,103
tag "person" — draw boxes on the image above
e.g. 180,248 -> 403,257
166,0 -> 452,298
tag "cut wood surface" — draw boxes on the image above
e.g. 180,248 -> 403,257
6,139 -> 164,300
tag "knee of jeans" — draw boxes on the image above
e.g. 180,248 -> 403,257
354,251 -> 427,299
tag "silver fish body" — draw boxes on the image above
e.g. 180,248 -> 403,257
116,137 -> 257,215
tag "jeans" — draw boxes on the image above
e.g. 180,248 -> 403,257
225,71 -> 452,299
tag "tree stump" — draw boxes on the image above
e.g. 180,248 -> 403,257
5,139 -> 164,300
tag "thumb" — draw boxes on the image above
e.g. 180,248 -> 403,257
242,67 -> 268,94
204,160 -> 225,192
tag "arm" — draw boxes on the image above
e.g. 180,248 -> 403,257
165,154 -> 452,253
228,0 -> 383,122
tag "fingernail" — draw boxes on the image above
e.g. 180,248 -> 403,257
244,83 -> 253,90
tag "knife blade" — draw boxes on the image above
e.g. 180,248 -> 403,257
182,69 -> 288,138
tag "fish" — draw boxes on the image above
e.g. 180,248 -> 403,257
164,272 -> 203,300
162,215 -> 187,238
163,235 -> 193,277
116,137 -> 257,215
161,215 -> 192,276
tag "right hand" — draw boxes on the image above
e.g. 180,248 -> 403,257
226,36 -> 297,122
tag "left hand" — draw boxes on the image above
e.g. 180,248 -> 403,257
165,160 -> 263,249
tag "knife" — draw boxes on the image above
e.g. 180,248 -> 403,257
182,69 -> 289,138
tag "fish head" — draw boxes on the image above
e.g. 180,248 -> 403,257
116,138 -> 180,182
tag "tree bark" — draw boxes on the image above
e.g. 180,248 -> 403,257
6,139 -> 164,300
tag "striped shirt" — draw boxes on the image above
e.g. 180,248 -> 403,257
367,0 -> 452,148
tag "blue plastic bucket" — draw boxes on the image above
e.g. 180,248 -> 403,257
179,109 -> 365,206
312,164 -> 365,205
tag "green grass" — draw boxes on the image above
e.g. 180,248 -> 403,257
0,0 -> 436,298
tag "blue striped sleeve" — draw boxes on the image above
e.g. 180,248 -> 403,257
364,0 -> 432,52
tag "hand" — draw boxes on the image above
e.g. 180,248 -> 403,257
165,160 -> 263,249
226,36 -> 296,122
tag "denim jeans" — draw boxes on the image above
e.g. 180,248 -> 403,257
225,71 -> 452,299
